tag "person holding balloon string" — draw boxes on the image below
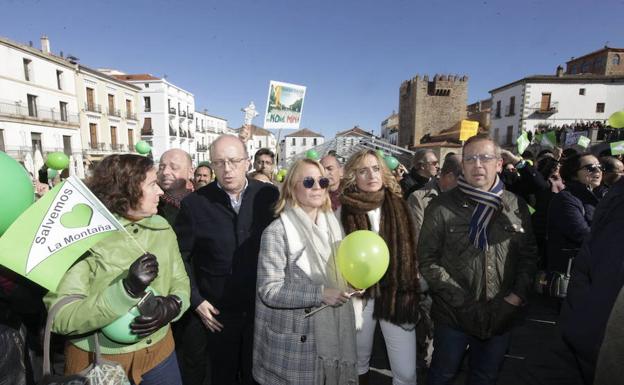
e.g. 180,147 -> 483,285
253,158 -> 359,385
338,149 -> 421,385
44,154 -> 190,385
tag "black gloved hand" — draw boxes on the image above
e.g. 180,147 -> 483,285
489,296 -> 519,336
123,253 -> 159,298
130,295 -> 182,338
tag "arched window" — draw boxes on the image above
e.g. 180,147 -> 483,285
613,54 -> 621,65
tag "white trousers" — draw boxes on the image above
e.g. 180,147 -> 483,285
356,299 -> 417,385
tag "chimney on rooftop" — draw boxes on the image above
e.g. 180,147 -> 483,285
41,36 -> 50,54
556,65 -> 564,77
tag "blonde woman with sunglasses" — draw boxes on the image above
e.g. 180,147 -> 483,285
253,158 -> 358,385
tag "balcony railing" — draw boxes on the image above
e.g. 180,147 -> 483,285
85,103 -> 102,113
169,126 -> 177,136
86,142 -> 110,152
188,113 -> 194,120
141,128 -> 154,136
169,107 -> 177,115
179,110 -> 187,117
111,143 -> 125,152
528,101 -> 559,114
108,108 -> 121,117
504,105 -> 516,116
0,101 -> 79,125
180,129 -> 188,138
144,107 -> 151,112
126,112 -> 137,120
197,144 -> 208,152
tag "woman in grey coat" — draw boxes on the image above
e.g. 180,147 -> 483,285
253,158 -> 358,385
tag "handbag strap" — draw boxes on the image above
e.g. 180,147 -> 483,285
42,294 -> 104,376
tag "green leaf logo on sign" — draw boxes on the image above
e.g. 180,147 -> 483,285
60,204 -> 93,228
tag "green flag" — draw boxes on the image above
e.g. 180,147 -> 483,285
541,131 -> 556,147
577,135 -> 591,149
517,131 -> 530,154
0,176 -> 124,291
611,141 -> 624,155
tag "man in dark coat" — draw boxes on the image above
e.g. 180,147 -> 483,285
157,148 -> 194,225
174,135 -> 279,385
400,149 -> 439,199
560,178 -> 624,384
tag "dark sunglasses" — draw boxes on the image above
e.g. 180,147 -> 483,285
578,163 -> 603,173
302,176 -> 330,189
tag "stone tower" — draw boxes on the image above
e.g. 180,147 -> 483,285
398,74 -> 468,148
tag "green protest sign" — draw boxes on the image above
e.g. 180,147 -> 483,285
577,136 -> 591,149
0,176 -> 124,291
517,131 -> 530,154
611,141 -> 624,156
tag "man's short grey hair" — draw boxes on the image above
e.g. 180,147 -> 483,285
412,149 -> 436,168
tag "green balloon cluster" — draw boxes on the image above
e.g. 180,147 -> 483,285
337,230 -> 390,290
305,149 -> 319,160
45,152 -> 69,170
47,169 -> 58,179
608,111 -> 624,129
0,151 -> 35,235
276,168 -> 288,183
384,156 -> 399,171
135,140 -> 152,155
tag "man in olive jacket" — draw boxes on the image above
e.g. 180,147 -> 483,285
418,136 -> 537,385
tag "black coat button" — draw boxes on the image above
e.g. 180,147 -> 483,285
304,308 -> 311,314
146,338 -> 152,345
300,335 -> 307,342
133,229 -> 139,234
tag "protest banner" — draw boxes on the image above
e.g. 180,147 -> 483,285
264,80 -> 306,129
0,176 -> 124,291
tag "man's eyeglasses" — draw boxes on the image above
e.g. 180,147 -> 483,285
211,158 -> 246,169
578,163 -> 603,173
463,154 -> 498,164
302,176 -> 330,189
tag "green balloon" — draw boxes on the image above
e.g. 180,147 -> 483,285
305,149 -> 319,160
45,152 -> 69,170
135,140 -> 151,155
0,151 -> 35,235
384,156 -> 399,171
278,168 -> 288,176
276,173 -> 284,183
47,168 -> 58,179
376,149 -> 385,158
337,230 -> 390,290
608,111 -> 624,129
102,287 -> 159,344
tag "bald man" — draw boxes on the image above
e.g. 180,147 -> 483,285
174,135 -> 279,385
157,148 -> 194,225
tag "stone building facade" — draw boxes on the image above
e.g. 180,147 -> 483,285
566,46 -> 624,76
398,74 -> 468,148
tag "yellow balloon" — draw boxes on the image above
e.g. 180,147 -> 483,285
337,230 -> 390,289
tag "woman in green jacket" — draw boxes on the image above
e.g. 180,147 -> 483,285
44,154 -> 190,385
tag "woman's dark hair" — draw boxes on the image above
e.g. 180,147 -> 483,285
559,152 -> 592,183
87,154 -> 155,216
561,147 -> 579,161
537,156 -> 559,179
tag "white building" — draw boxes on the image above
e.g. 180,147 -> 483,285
335,126 -> 375,156
279,128 -> 324,166
109,73 -> 196,162
490,69 -> 624,147
240,125 -> 277,161
380,111 -> 399,145
75,66 -> 141,168
0,36 -> 82,175
194,110 -> 229,163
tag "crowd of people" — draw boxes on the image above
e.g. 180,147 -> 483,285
1,131 -> 624,385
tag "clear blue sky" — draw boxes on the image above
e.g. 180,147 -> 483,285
2,0 -> 622,137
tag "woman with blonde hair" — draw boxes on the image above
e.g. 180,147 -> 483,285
253,158 -> 358,385
339,149 -> 420,385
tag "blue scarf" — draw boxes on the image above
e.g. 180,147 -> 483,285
457,174 -> 504,251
